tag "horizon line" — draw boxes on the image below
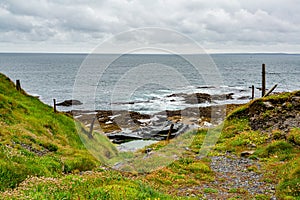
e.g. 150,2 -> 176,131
0,51 -> 300,55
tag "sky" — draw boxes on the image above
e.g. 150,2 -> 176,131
0,0 -> 300,53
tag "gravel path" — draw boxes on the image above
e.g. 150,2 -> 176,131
179,153 -> 277,199
204,154 -> 276,199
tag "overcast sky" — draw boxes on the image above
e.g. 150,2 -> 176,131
0,0 -> 299,53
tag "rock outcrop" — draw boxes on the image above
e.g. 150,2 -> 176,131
56,99 -> 83,106
249,92 -> 300,133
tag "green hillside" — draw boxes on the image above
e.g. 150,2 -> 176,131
0,73 -> 175,199
0,73 -> 104,190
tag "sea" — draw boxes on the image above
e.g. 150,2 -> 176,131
0,53 -> 299,114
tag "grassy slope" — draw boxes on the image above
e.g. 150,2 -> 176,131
137,91 -> 300,199
1,72 -> 299,199
213,91 -> 300,199
220,90 -> 300,158
0,73 -> 175,199
0,73 -> 101,189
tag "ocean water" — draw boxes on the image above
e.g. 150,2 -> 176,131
0,53 -> 299,113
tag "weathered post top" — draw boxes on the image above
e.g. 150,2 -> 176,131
262,64 -> 266,97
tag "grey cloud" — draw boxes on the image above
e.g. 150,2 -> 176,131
1,0 -> 51,18
0,8 -> 33,32
0,0 -> 299,52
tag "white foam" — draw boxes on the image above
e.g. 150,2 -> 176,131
109,114 -> 121,119
107,84 -> 252,114
74,115 -> 82,119
138,119 -> 152,123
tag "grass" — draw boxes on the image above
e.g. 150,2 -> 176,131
203,187 -> 218,193
1,171 -> 176,200
1,72 -> 300,199
0,73 -> 106,191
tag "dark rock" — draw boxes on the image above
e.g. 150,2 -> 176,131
107,133 -> 143,144
149,123 -> 180,139
166,93 -> 187,98
238,96 -> 251,100
169,105 -> 228,121
184,93 -> 212,104
145,148 -> 153,154
110,100 -> 150,105
197,86 -> 216,89
56,99 -> 83,106
20,143 -> 49,156
213,93 -> 234,100
167,92 -> 235,105
183,93 -> 235,104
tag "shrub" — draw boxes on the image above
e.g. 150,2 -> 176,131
287,128 -> 300,146
63,156 -> 97,173
0,161 -> 28,190
255,141 -> 293,158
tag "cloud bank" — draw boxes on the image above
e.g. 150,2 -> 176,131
0,0 -> 299,53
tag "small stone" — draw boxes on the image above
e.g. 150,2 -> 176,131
248,143 -> 257,148
80,170 -> 93,175
240,150 -> 255,157
291,96 -> 300,106
203,121 -> 213,127
184,147 -> 191,151
263,101 -> 274,108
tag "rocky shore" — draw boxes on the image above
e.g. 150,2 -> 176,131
71,103 -> 241,145
68,90 -> 300,149
57,91 -> 248,145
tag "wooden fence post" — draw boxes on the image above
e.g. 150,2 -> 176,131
251,85 -> 255,100
53,99 -> 57,113
16,80 -> 21,91
166,124 -> 174,142
89,116 -> 96,138
262,64 -> 266,97
264,84 -> 278,97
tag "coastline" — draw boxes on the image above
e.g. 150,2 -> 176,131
71,103 -> 243,145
